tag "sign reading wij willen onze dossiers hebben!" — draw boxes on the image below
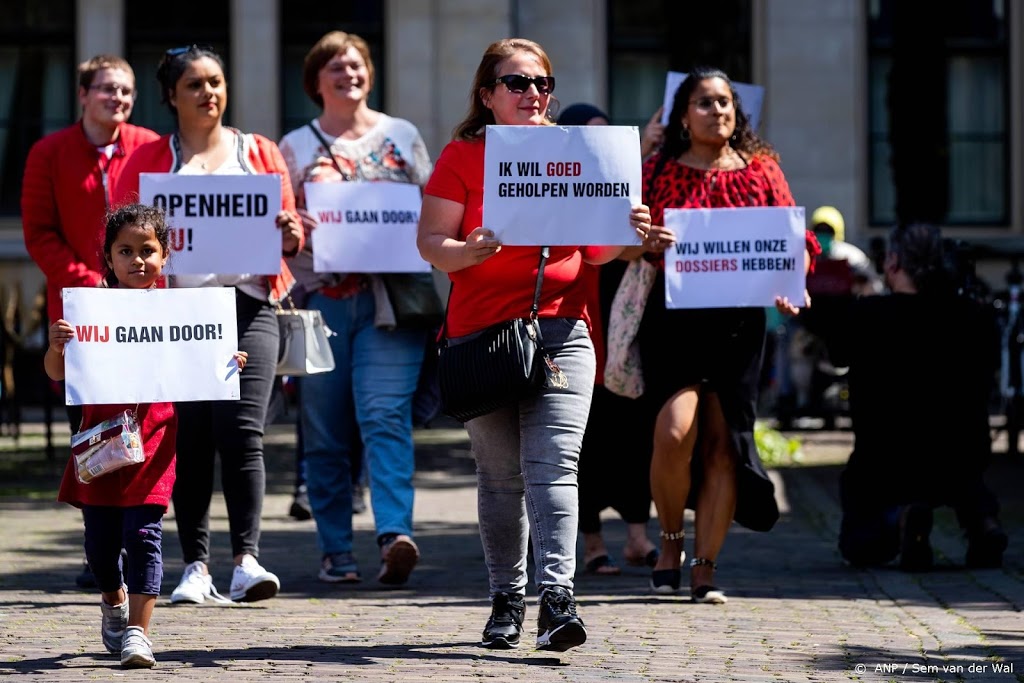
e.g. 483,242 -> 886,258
663,206 -> 807,309
482,125 -> 643,246
62,288 -> 242,405
303,180 -> 430,273
138,174 -> 283,276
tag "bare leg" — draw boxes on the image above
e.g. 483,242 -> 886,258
623,522 -> 657,562
650,386 -> 700,571
691,392 -> 737,590
100,586 -> 126,608
128,594 -> 156,633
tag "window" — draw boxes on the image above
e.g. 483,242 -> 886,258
608,0 -> 751,129
0,0 -> 75,215
868,0 -> 1010,226
280,2 -> 384,136
125,0 -> 230,135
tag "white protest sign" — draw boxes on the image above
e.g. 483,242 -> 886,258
62,287 -> 241,405
663,206 -> 805,308
304,181 -> 429,273
139,174 -> 282,275
482,125 -> 642,246
660,72 -> 765,131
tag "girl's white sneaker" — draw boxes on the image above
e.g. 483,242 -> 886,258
120,626 -> 155,668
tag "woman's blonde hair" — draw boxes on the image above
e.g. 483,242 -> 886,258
452,38 -> 553,142
302,31 -> 375,109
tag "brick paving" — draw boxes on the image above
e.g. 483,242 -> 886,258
0,420 -> 1021,682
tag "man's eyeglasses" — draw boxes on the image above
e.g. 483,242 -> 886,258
492,74 -> 555,95
88,83 -> 135,98
689,96 -> 734,112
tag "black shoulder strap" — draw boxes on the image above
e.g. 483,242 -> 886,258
442,247 -> 549,339
308,122 -> 344,175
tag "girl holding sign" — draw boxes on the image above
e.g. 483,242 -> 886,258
418,38 -> 652,652
277,31 -> 433,587
46,204 -> 240,667
114,45 -> 302,607
628,67 -> 819,603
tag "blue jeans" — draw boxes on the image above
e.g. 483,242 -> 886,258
465,318 -> 595,597
301,289 -> 426,555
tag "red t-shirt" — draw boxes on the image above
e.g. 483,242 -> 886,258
57,402 -> 177,510
424,139 -> 596,337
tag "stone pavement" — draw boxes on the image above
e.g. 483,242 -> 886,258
0,419 -> 1021,682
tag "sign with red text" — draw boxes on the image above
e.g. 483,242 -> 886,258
663,206 -> 805,308
139,174 -> 282,275
304,181 -> 429,273
660,72 -> 765,131
482,125 -> 643,245
62,287 -> 241,404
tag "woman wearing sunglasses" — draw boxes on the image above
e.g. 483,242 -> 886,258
277,30 -> 432,587
417,38 -> 651,652
114,45 -> 303,606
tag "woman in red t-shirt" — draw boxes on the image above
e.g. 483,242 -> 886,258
630,67 -> 820,603
417,38 -> 651,653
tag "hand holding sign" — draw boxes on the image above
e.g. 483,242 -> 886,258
276,210 -> 302,255
641,107 -> 666,158
465,227 -> 502,266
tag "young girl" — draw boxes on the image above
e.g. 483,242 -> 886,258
45,203 -> 246,668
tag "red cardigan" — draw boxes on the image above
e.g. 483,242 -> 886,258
113,131 -> 302,303
21,122 -> 160,321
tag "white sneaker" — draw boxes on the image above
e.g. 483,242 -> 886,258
170,561 -> 215,604
120,626 -> 155,668
229,555 -> 280,602
100,586 -> 128,654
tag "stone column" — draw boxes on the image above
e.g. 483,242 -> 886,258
760,0 -> 866,245
386,0 -> 512,159
76,0 -> 124,62
517,0 -> 607,115
230,0 -> 280,138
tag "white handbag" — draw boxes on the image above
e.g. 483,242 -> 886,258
603,258 -> 657,398
275,300 -> 336,376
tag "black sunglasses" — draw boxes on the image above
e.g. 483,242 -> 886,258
492,74 -> 555,95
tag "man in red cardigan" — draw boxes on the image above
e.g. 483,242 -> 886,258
20,54 -> 159,589
21,53 -> 159,324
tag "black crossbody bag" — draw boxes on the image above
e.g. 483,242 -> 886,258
437,247 -> 567,423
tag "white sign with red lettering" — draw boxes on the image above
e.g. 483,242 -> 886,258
62,287 -> 241,404
663,206 -> 805,308
304,181 -> 429,273
482,125 -> 643,246
138,173 -> 282,275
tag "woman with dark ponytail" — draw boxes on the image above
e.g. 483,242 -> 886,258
626,66 -> 820,602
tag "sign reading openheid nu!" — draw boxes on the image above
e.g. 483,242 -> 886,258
139,174 -> 283,276
62,288 -> 241,405
663,206 -> 806,308
304,181 -> 430,273
482,125 -> 643,246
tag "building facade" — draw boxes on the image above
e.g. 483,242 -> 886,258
1,0 -> 1021,302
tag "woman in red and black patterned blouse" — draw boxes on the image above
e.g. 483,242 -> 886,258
631,66 -> 820,602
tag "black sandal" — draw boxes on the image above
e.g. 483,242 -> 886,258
690,558 -> 727,604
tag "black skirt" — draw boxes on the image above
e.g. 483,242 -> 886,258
636,268 -> 778,532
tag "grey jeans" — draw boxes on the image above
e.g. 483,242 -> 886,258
465,317 -> 595,597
